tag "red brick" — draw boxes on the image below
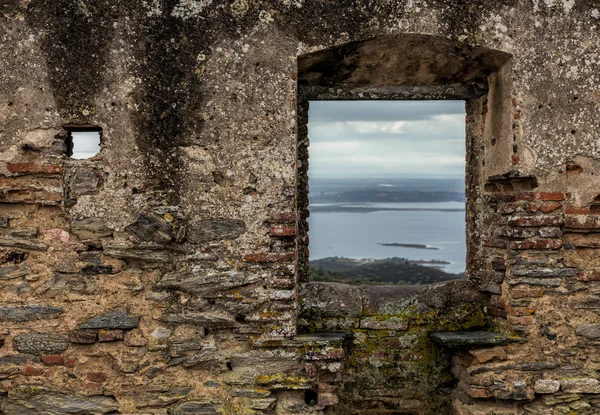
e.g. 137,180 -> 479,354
459,380 -> 494,399
70,330 -> 97,344
509,238 -> 562,250
514,193 -> 535,201
272,212 -> 296,224
269,225 -> 296,237
566,206 -> 590,214
87,372 -> 108,383
508,315 -> 535,325
0,189 -> 63,204
577,271 -> 600,282
243,252 -> 295,263
98,329 -> 124,342
65,358 -> 77,368
505,305 -> 537,316
7,163 -> 62,174
23,366 -> 44,376
536,192 -> 565,201
41,355 -> 64,366
539,202 -> 562,213
511,287 -> 543,298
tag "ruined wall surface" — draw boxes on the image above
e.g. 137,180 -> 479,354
0,1 -> 600,414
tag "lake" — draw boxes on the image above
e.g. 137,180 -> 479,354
308,201 -> 466,274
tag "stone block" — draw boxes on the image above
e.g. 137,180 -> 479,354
431,331 -> 516,348
69,330 -> 97,344
168,401 -> 219,414
98,329 -> 124,342
156,269 -> 262,296
13,333 -> 69,355
561,378 -> 600,394
187,219 -> 245,243
71,218 -> 114,241
77,310 -> 140,330
0,304 -> 63,322
575,324 -> 600,339
125,213 -> 173,244
469,346 -> 507,364
2,385 -> 117,414
299,282 -> 362,318
534,379 -> 560,394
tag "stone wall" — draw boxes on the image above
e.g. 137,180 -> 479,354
1,1 -> 600,414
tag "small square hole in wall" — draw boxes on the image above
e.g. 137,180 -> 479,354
64,126 -> 102,159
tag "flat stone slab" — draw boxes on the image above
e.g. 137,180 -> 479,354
431,331 -> 517,348
0,305 -> 64,322
2,385 -> 118,415
77,310 -> 140,330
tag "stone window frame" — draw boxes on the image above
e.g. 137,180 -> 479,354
294,35 -> 514,288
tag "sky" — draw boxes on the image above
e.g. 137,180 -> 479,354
71,131 -> 101,159
307,100 -> 466,179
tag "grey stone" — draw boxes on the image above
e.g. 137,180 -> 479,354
0,354 -> 40,364
71,218 -> 113,241
507,277 -> 562,287
431,331 -> 517,348
5,227 -> 38,238
534,379 -> 560,394
125,213 -> 173,244
156,269 -> 262,296
360,284 -> 427,315
511,267 -> 579,278
300,282 -> 363,318
169,338 -> 204,357
168,401 -> 219,415
186,219 -> 246,243
13,333 -> 69,355
2,385 -> 118,415
68,166 -> 103,196
103,244 -> 171,263
0,237 -> 47,251
161,311 -> 237,328
36,274 -> 98,297
0,263 -> 29,280
77,310 -> 140,330
0,304 -> 64,322
561,378 -> 600,394
575,324 -> 600,339
183,349 -> 222,370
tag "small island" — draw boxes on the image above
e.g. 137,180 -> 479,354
379,243 -> 439,250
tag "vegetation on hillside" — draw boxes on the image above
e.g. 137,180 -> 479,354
309,257 -> 464,285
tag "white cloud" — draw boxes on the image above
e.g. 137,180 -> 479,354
307,101 -> 466,178
346,121 -> 406,134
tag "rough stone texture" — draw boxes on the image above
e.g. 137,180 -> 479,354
1,0 -> 600,414
2,385 -> 118,414
431,331 -> 517,348
13,333 -> 69,355
77,311 -> 140,330
0,304 -> 63,321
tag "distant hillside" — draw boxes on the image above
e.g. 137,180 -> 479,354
310,189 -> 465,204
310,257 -> 463,285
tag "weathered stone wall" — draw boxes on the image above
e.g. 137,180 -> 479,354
1,1 -> 600,414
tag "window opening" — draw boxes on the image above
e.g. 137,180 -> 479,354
307,100 -> 467,286
64,126 -> 102,159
